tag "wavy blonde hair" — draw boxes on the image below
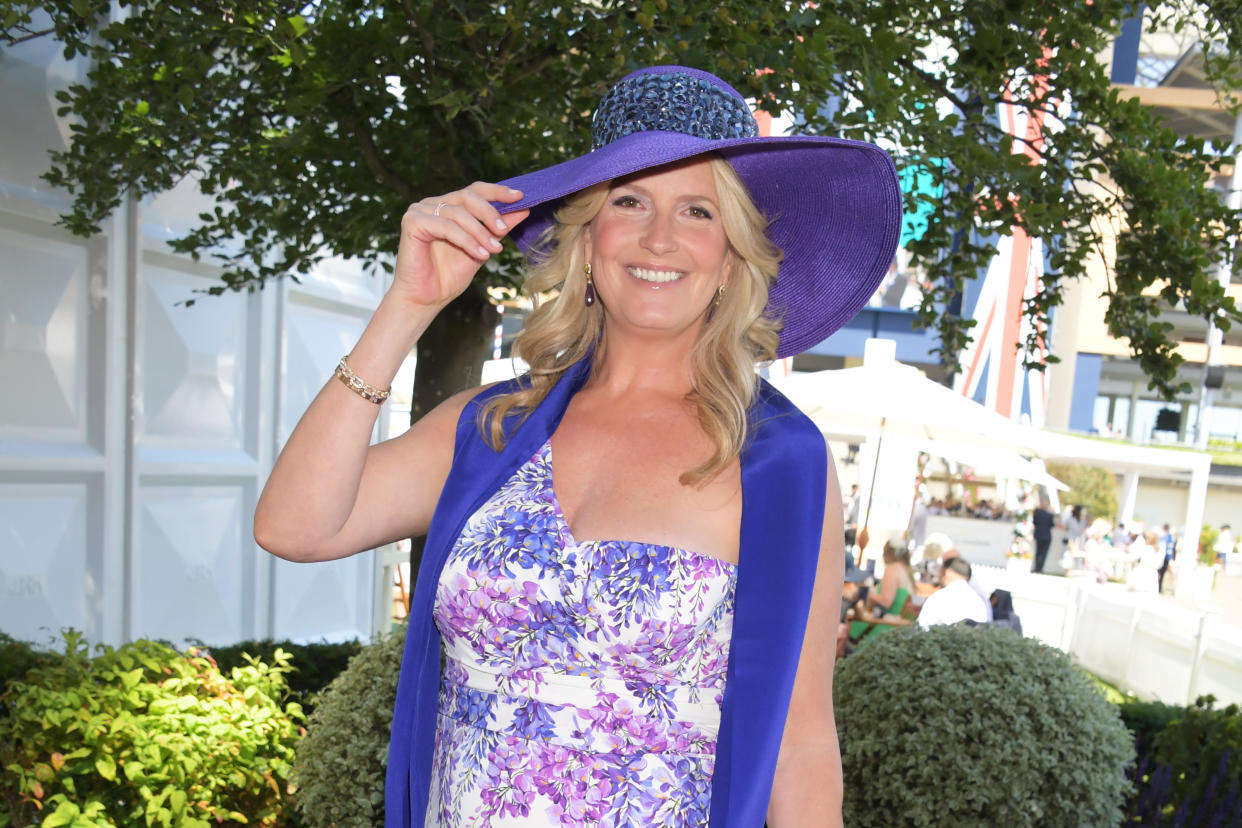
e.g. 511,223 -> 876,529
480,155 -> 783,486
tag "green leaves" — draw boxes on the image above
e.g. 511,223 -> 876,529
0,632 -> 302,827
836,624 -> 1134,826
4,0 -> 1240,396
293,624 -> 407,825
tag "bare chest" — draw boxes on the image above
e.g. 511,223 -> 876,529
549,409 -> 741,566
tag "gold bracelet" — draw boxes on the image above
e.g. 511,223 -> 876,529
334,356 -> 391,405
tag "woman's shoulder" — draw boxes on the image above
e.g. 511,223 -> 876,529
752,377 -> 826,450
452,374 -> 537,420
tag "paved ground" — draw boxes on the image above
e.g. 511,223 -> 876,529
1164,569 -> 1242,629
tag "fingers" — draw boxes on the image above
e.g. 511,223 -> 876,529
407,181 -> 525,261
403,203 -> 495,261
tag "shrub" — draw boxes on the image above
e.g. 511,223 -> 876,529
1124,696 -> 1242,825
1198,524 -> 1220,566
0,630 -> 303,827
197,638 -> 363,713
835,624 -> 1133,827
1116,698 -> 1184,760
0,634 -> 54,720
293,623 -> 406,827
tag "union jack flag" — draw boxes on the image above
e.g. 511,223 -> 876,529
953,76 -> 1057,428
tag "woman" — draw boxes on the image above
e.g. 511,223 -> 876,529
867,540 -> 917,616
256,66 -> 899,826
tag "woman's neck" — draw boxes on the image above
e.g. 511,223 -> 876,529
587,327 -> 698,400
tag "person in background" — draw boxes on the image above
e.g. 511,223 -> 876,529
1214,523 -> 1235,566
908,497 -> 929,551
1063,504 -> 1088,569
918,557 -> 989,629
916,532 -> 953,584
941,548 -> 993,622
1158,523 -> 1177,593
844,483 -> 860,554
837,563 -> 872,659
1032,496 -> 1056,573
989,589 -> 1023,635
867,539 -> 916,615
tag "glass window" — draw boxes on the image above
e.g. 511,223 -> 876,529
1133,399 -> 1170,441
1208,406 -> 1242,442
1111,397 -> 1131,437
1092,396 -> 1113,434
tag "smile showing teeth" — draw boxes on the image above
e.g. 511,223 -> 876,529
627,266 -> 685,284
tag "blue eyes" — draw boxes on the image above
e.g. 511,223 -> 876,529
610,195 -> 713,219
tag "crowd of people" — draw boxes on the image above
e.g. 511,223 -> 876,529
836,535 -> 1023,659
1063,515 -> 1181,591
926,497 -> 1016,521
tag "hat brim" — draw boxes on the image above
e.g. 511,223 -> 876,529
495,130 -> 902,358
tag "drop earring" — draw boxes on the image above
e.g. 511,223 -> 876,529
583,263 -> 596,307
706,285 -> 725,322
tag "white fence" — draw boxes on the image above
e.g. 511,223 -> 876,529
976,565 -> 1242,706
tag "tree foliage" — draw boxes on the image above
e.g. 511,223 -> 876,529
1046,461 -> 1120,522
4,0 -> 1242,399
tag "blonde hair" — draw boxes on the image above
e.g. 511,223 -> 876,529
479,156 -> 783,486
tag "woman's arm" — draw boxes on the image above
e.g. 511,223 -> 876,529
868,566 -> 898,611
767,449 -> 846,827
253,183 -> 527,562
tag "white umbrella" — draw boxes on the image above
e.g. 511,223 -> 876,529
918,439 -> 1068,491
770,358 -> 1037,452
769,340 -> 1061,529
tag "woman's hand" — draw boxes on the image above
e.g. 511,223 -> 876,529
392,182 -> 529,309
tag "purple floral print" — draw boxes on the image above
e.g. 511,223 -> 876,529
428,440 -> 736,827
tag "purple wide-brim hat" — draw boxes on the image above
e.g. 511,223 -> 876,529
494,65 -> 902,359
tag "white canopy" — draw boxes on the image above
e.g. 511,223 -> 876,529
769,341 -> 1059,488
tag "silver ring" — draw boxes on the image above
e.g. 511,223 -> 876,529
433,201 -> 447,217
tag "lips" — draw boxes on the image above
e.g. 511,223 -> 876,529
626,266 -> 685,284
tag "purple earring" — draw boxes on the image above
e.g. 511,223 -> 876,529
584,263 -> 596,306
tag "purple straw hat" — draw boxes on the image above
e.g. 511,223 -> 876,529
496,65 -> 902,358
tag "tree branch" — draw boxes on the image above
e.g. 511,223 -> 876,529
2,26 -> 55,46
401,0 -> 436,70
329,87 -> 414,200
892,55 -> 986,115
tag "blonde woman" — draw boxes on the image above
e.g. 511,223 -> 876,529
255,66 -> 900,827
867,540 -> 917,616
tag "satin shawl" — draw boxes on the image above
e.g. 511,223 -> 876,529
385,356 -> 827,826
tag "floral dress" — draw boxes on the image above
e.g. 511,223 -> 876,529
428,440 -> 738,827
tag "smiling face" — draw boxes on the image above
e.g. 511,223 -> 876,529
584,157 -> 733,344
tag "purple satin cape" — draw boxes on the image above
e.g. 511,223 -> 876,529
385,356 -> 827,826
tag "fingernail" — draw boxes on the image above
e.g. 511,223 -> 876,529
495,218 -> 508,231
490,236 -> 503,250
507,187 -> 521,196
477,246 -> 490,258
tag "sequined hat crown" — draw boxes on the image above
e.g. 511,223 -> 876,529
590,66 -> 759,149
497,65 -> 903,358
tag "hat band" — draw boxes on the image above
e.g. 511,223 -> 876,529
590,72 -> 759,150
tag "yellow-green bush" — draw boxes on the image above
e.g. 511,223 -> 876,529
0,631 -> 302,827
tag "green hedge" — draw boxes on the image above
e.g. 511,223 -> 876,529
0,631 -> 302,827
835,624 -> 1133,827
1121,695 -> 1242,824
293,623 -> 406,827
